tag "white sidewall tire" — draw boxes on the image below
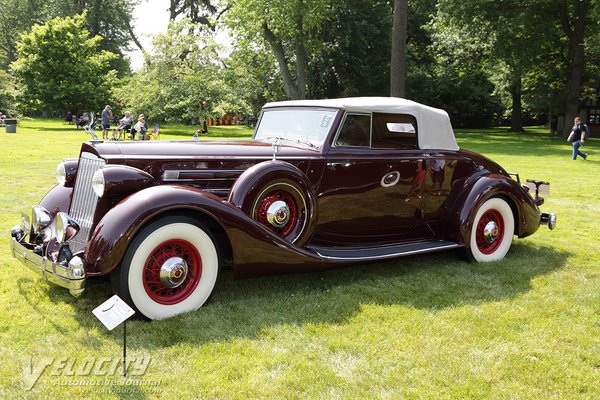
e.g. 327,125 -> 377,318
469,198 -> 514,262
126,221 -> 219,320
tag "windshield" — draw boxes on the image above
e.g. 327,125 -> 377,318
254,108 -> 338,148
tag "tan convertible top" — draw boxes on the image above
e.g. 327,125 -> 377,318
263,97 -> 460,151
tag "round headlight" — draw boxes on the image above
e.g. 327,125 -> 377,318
55,212 -> 80,244
91,170 -> 105,197
32,206 -> 51,234
55,162 -> 67,186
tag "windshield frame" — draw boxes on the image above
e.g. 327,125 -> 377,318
253,106 -> 341,149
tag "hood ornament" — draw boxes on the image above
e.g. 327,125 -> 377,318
272,137 -> 282,161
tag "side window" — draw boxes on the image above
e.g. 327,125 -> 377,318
335,113 -> 371,147
372,113 -> 418,150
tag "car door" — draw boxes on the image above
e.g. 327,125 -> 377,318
314,112 -> 430,245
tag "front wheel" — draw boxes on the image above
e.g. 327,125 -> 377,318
467,197 -> 515,262
113,216 -> 220,320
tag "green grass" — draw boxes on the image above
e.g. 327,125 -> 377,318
0,119 -> 598,399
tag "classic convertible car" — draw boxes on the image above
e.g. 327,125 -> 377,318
10,97 -> 556,320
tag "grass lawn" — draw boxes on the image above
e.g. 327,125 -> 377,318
0,119 -> 598,399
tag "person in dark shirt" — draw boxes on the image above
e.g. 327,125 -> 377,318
567,116 -> 589,160
101,105 -> 113,140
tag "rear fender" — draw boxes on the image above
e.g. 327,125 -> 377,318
448,174 -> 540,245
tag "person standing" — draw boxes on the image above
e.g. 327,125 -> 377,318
567,116 -> 589,160
101,105 -> 113,140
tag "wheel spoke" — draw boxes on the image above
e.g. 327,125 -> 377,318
143,239 -> 203,305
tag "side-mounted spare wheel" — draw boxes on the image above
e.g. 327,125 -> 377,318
465,197 -> 515,262
229,161 -> 317,247
113,216 -> 220,320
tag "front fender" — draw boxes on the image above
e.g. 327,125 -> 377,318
84,185 -> 340,277
84,185 -> 235,275
449,174 -> 540,245
39,184 -> 73,214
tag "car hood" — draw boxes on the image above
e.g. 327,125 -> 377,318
81,139 -> 321,161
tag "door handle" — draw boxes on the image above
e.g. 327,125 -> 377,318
326,162 -> 352,170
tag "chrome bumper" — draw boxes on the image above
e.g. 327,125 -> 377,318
10,236 -> 86,297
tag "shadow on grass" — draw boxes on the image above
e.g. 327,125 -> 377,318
25,126 -> 85,133
19,242 -> 569,348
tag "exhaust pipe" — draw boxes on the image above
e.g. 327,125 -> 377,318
540,213 -> 557,230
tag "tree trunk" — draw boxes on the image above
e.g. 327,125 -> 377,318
263,24 -> 302,100
510,71 -> 523,132
560,0 -> 588,136
294,16 -> 307,99
169,0 -> 181,20
295,41 -> 307,99
390,0 -> 408,97
89,0 -> 102,36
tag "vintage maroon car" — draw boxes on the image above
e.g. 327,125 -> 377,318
10,97 -> 556,320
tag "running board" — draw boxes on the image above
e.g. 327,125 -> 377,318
309,240 -> 462,261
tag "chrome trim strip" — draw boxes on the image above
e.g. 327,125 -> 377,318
314,243 -> 462,261
202,189 -> 230,195
162,169 -> 245,182
10,237 -> 86,295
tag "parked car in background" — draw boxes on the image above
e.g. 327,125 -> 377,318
10,97 -> 556,320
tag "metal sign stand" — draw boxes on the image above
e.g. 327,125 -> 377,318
123,320 -> 127,377
92,295 -> 135,378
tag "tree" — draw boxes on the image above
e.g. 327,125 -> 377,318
437,0 -> 557,132
226,0 -> 333,100
0,69 -> 18,115
11,14 -> 117,114
560,0 -> 591,135
0,0 -> 138,75
115,19 -> 251,123
307,0 -> 392,98
168,0 -> 226,28
390,0 -> 407,97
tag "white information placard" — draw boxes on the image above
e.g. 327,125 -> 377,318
92,295 -> 135,331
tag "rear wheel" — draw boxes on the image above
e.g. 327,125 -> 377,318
467,198 -> 514,262
114,216 -> 220,320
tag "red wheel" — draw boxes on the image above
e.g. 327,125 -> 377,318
251,182 -> 307,243
142,239 -> 202,305
228,161 -> 317,247
474,209 -> 505,255
114,216 -> 220,320
468,198 -> 514,262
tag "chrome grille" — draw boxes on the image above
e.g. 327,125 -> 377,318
68,152 -> 105,254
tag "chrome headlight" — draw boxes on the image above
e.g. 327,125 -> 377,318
91,170 -> 105,197
55,212 -> 80,244
55,162 -> 67,186
32,206 -> 51,234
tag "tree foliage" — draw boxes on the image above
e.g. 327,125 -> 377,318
226,0 -> 334,100
115,19 -> 253,122
0,0 -> 138,74
11,14 -> 117,114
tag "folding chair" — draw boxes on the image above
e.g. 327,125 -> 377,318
149,124 -> 160,140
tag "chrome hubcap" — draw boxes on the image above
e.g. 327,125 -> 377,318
159,257 -> 189,288
483,221 -> 499,243
266,200 -> 290,228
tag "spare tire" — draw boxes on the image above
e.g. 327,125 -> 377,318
229,161 -> 317,247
